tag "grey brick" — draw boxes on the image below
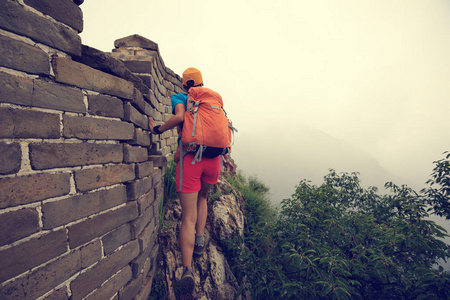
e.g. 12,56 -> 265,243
0,34 -> 50,75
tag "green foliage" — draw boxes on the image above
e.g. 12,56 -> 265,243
423,151 -> 450,220
225,153 -> 450,299
226,171 -> 276,231
164,159 -> 178,201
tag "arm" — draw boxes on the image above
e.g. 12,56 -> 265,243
149,103 -> 185,135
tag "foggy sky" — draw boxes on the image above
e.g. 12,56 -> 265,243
80,0 -> 450,203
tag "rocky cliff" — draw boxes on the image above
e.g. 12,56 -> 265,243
153,168 -> 249,300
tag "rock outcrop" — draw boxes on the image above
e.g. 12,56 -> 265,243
156,172 -> 248,300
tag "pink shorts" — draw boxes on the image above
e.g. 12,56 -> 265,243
176,153 -> 221,193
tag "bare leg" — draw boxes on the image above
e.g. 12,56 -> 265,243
196,181 -> 211,235
179,192 -> 198,268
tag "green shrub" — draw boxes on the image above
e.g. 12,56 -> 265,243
224,154 -> 450,299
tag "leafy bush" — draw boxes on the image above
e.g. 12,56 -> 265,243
225,154 -> 450,299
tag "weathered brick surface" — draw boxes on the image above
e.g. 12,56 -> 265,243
68,202 -> 138,248
87,94 -> 124,118
124,102 -> 149,130
0,34 -> 50,75
0,0 -> 81,56
152,168 -> 163,186
0,240 -> 101,300
102,223 -> 132,255
74,163 -> 135,192
137,189 -> 156,215
0,108 -> 60,139
114,35 -> 158,51
0,71 -> 33,106
63,115 -> 134,140
42,185 -> 127,229
124,144 -> 148,163
0,229 -> 67,283
119,274 -> 143,300
131,88 -> 146,113
131,127 -> 151,146
33,79 -> 86,113
70,240 -> 140,300
29,143 -> 123,170
138,221 -> 157,254
0,172 -> 70,209
131,235 -> 154,278
136,161 -> 154,179
23,0 -> 83,32
126,176 -> 152,201
0,142 -> 21,175
123,60 -> 154,74
131,205 -> 154,238
148,155 -> 167,168
135,276 -> 153,300
84,266 -> 132,300
0,208 -> 39,247
41,287 -> 70,300
52,57 -> 134,99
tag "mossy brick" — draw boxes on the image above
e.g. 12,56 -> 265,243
84,266 -> 132,300
137,189 -> 155,216
29,143 -> 123,170
52,57 -> 134,99
33,79 -> 86,113
74,163 -> 135,192
63,115 -> 134,140
0,142 -> 21,175
0,0 -> 81,56
0,34 -> 50,75
0,172 -> 70,209
135,161 -> 154,179
0,71 -> 33,106
119,275 -> 143,300
124,144 -> 149,163
0,208 -> 39,247
130,127 -> 151,147
102,223 -> 132,255
124,102 -> 149,130
0,240 -> 101,300
87,94 -> 124,118
42,185 -> 127,229
68,202 -> 138,248
126,176 -> 152,201
0,229 -> 67,283
0,107 -> 60,139
70,240 -> 139,300
23,0 -> 83,32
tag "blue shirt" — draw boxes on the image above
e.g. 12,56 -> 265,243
171,93 -> 187,114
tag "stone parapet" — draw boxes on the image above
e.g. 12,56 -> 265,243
0,1 -> 179,299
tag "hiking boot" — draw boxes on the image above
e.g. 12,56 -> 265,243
175,268 -> 195,300
193,235 -> 209,256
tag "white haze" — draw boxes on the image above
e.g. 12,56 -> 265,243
80,1 -> 450,239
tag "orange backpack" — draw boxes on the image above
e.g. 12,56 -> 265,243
177,86 -> 237,190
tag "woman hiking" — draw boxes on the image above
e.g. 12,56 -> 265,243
149,67 -> 223,299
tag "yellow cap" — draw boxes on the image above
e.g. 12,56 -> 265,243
182,68 -> 203,87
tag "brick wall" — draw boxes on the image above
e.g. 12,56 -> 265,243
0,1 -> 183,299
